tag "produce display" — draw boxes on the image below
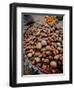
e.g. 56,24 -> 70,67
23,15 -> 63,75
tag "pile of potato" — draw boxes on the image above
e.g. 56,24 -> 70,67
24,17 -> 63,74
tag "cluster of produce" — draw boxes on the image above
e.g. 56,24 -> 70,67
24,16 -> 63,74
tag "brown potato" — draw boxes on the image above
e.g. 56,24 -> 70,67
50,61 -> 57,68
27,53 -> 32,58
41,40 -> 47,46
54,55 -> 60,60
36,42 -> 42,49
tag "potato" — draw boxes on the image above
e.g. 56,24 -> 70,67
50,61 -> 57,68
